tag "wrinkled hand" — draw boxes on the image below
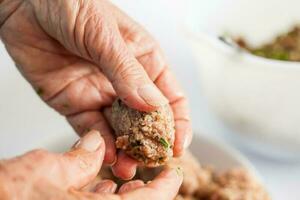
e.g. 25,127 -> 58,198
0,130 -> 183,200
0,0 -> 192,179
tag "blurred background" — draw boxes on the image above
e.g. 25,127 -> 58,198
1,0 -> 300,199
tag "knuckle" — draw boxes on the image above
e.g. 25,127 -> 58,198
72,0 -> 109,58
85,13 -> 106,36
81,9 -> 108,57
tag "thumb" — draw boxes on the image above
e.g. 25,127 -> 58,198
88,25 -> 168,111
59,130 -> 105,189
70,0 -> 168,111
31,0 -> 168,111
76,2 -> 168,111
108,57 -> 168,111
30,0 -> 168,111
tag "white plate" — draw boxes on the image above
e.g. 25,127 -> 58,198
45,132 -> 261,179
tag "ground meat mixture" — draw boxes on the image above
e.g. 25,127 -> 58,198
93,151 -> 270,200
170,152 -> 270,200
110,99 -> 175,166
235,26 -> 300,61
137,151 -> 213,196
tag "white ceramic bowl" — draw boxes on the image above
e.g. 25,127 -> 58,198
186,0 -> 300,160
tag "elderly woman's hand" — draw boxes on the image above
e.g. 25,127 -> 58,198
0,130 -> 183,200
0,0 -> 192,179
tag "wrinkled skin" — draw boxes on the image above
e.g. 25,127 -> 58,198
0,130 -> 183,200
0,0 -> 192,179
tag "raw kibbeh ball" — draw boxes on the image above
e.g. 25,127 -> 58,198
110,99 -> 175,166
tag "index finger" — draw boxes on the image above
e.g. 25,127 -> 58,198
154,67 -> 192,156
120,168 -> 183,200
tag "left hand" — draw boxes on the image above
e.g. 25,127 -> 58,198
0,130 -> 183,200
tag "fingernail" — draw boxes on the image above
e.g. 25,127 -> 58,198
137,84 -> 168,107
76,130 -> 102,152
94,180 -> 117,193
108,156 -> 117,166
111,167 -> 136,181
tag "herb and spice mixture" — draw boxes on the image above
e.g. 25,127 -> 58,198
110,99 -> 175,167
235,26 -> 300,61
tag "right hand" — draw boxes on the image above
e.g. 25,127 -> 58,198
0,130 -> 183,200
0,0 -> 192,179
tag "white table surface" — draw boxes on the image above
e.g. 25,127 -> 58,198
0,1 -> 299,199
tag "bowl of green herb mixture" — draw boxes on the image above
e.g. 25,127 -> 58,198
186,0 -> 300,160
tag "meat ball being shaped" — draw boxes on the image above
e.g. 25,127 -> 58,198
110,99 -> 175,167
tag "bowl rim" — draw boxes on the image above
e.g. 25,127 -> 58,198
184,24 -> 300,70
